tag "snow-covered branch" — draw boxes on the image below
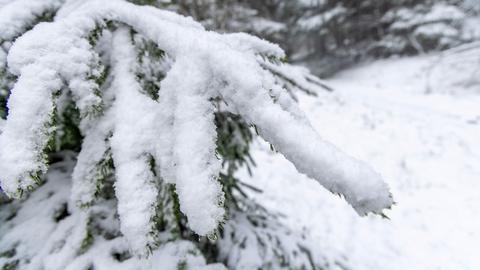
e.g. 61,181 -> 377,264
0,0 -> 393,255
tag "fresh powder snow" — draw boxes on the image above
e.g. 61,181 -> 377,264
0,0 -> 393,258
239,53 -> 480,270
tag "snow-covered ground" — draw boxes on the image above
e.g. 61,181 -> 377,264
240,54 -> 480,270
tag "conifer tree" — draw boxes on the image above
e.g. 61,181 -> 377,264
286,0 -> 472,75
0,0 -> 392,269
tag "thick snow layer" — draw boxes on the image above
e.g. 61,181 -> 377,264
239,54 -> 480,270
0,0 -> 393,251
109,28 -> 159,254
0,0 -> 63,41
0,154 -> 227,270
0,65 -> 62,194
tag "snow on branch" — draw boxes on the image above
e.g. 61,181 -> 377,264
0,0 -> 63,42
0,0 -> 393,255
108,28 -> 160,253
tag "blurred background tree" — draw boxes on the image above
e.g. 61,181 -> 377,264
154,0 -> 479,76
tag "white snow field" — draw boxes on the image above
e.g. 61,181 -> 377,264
240,53 -> 480,270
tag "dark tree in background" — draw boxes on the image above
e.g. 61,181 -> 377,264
163,0 -> 478,76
